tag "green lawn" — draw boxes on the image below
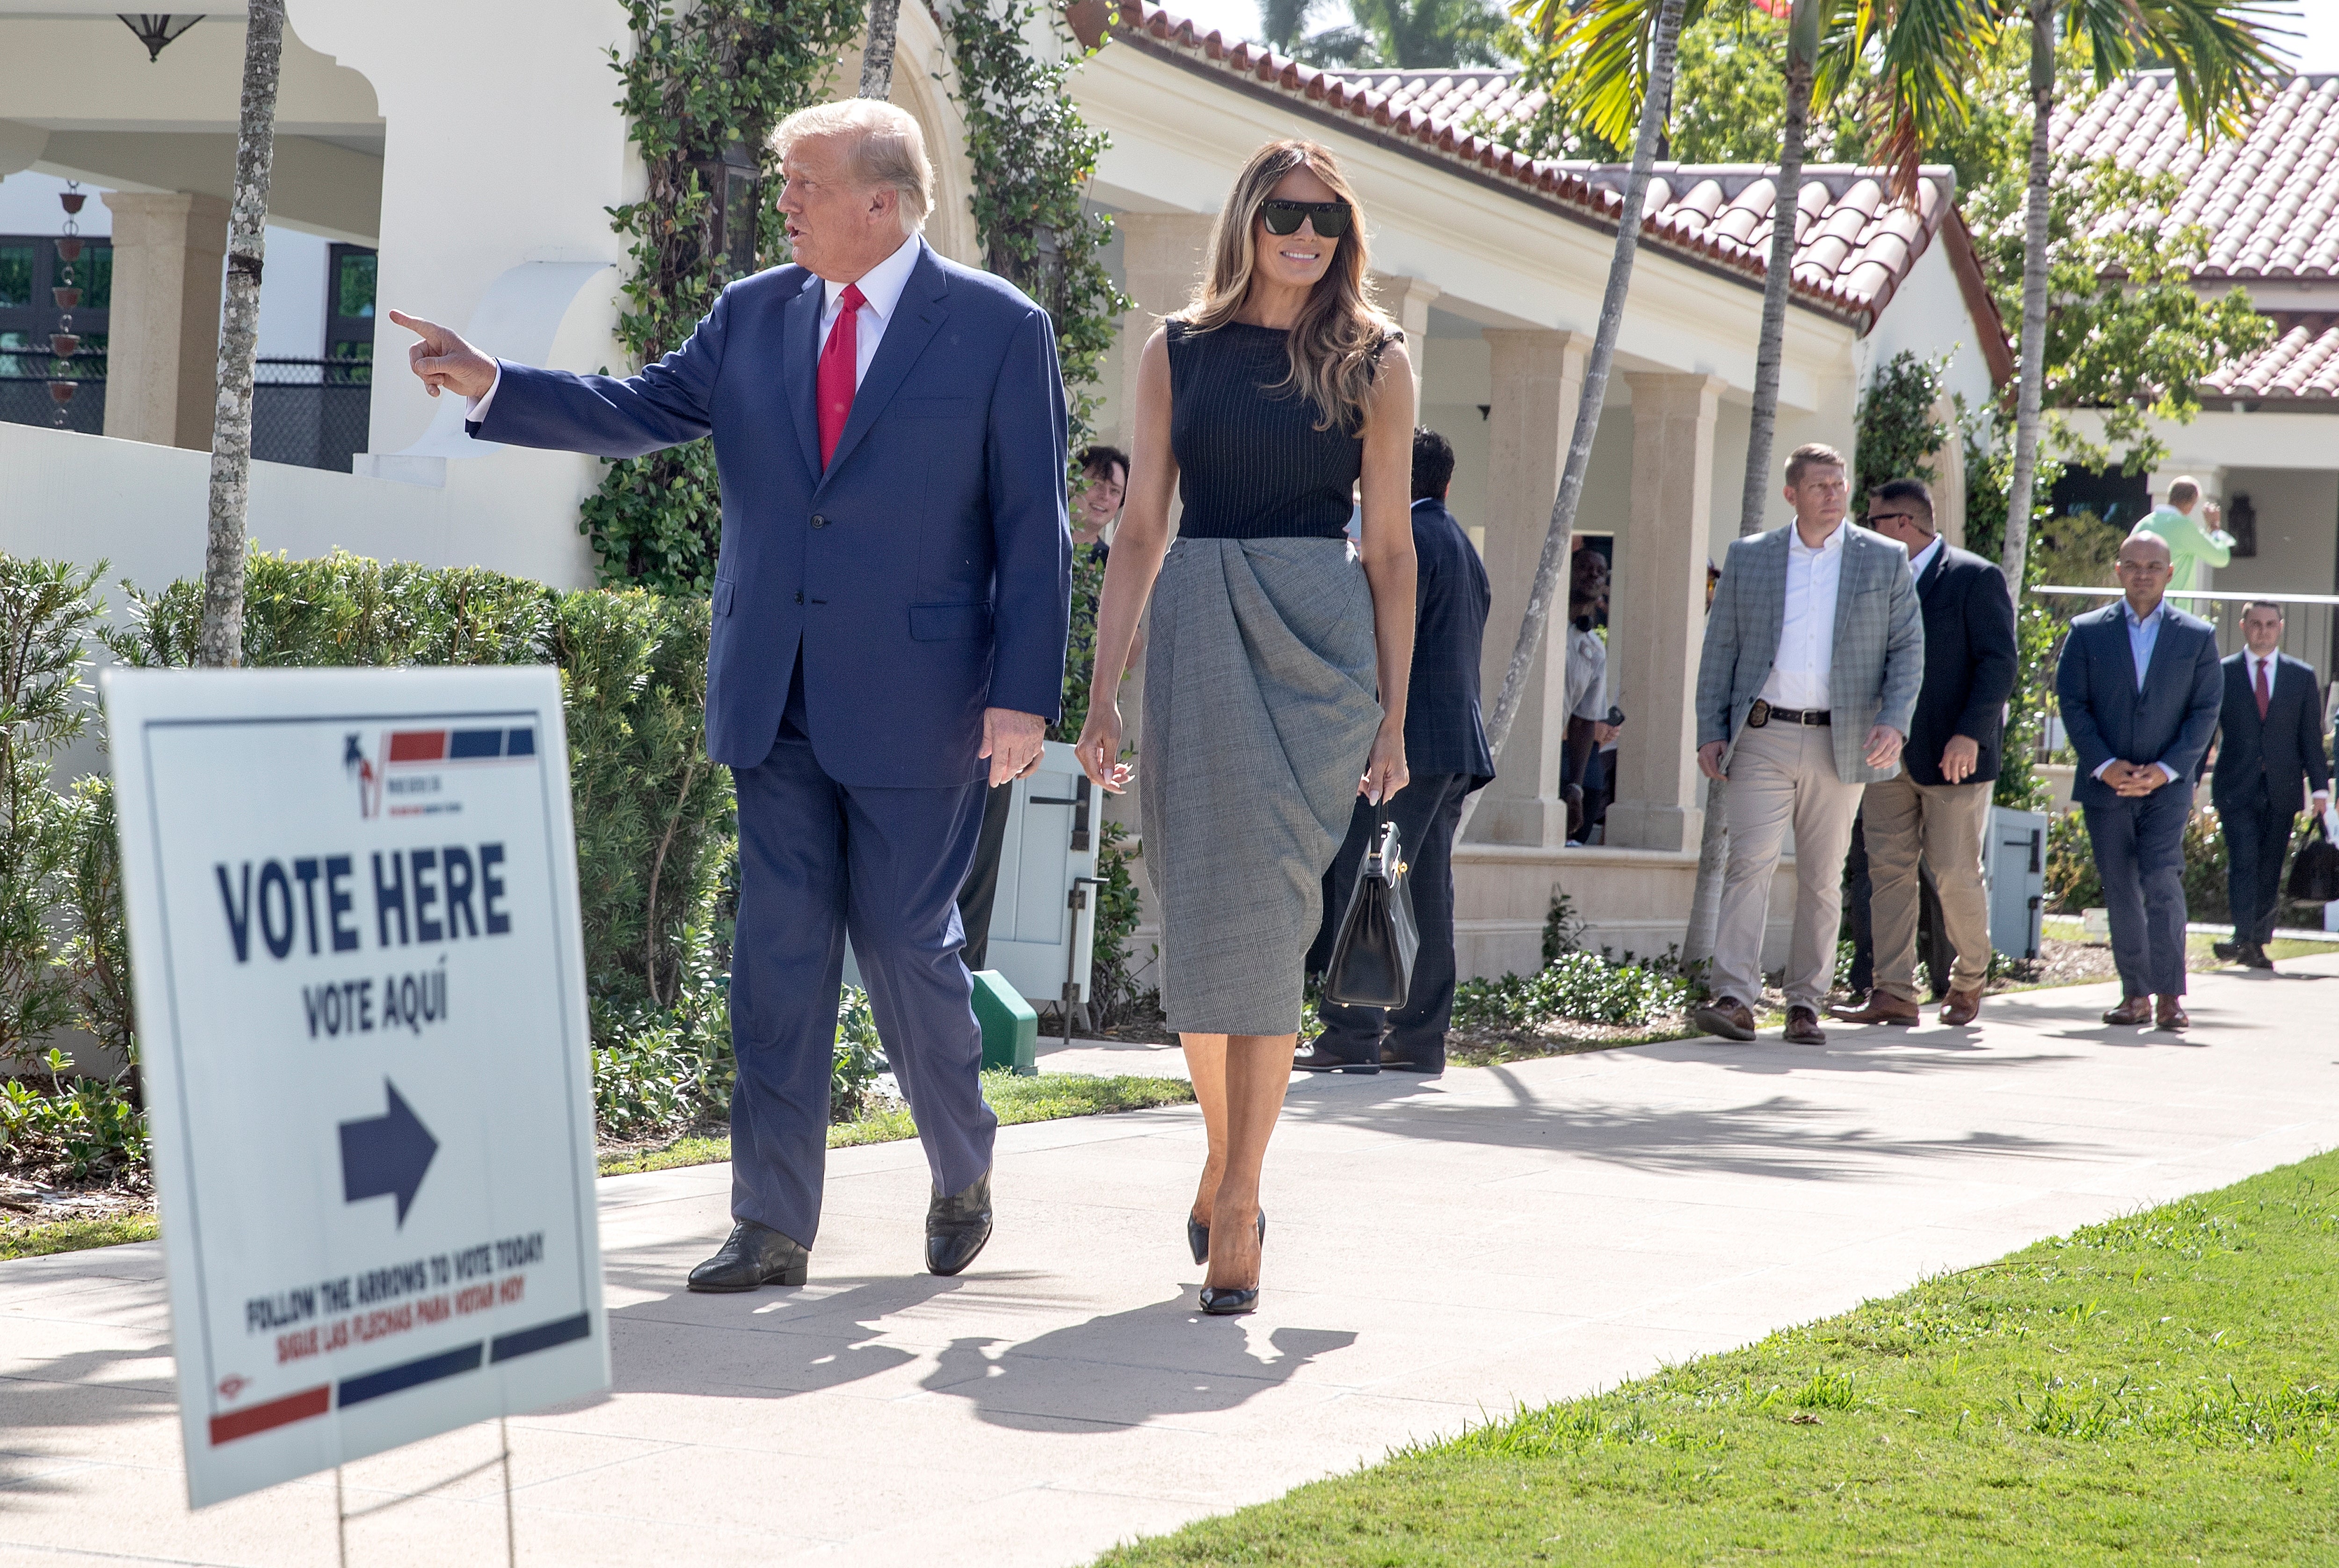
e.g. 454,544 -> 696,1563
1096,1152 -> 2339,1567
0,1211 -> 159,1262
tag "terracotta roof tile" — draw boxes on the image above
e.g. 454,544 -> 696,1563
2057,73 -> 2339,281
2201,312 -> 2339,403
1107,3 -> 1964,331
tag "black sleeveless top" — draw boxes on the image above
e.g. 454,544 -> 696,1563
1165,319 -> 1399,541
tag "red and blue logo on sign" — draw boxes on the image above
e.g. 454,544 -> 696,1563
347,727 -> 537,819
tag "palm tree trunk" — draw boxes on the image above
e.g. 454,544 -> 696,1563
859,0 -> 904,98
196,0 -> 284,669
1455,0 -> 1687,843
1683,0 -> 1816,965
2000,0 -> 2055,593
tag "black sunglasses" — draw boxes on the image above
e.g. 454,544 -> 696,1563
1259,199 -> 1352,238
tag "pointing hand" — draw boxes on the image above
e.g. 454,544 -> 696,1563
389,310 -> 497,400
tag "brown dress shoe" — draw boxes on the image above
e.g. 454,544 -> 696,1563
2154,995 -> 2189,1031
1783,1005 -> 1827,1045
1829,990 -> 1920,1026
2101,995 -> 2152,1026
1693,996 -> 1758,1042
1939,986 -> 1984,1026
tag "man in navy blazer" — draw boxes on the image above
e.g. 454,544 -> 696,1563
2054,531 -> 2221,1030
2209,600 -> 2331,969
1300,428 -> 1494,1076
394,101 -> 1071,1288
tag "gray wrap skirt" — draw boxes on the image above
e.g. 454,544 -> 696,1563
1140,536 -> 1383,1035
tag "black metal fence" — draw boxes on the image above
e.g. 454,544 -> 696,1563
0,359 -> 373,473
0,372 -> 105,435
253,358 -> 372,473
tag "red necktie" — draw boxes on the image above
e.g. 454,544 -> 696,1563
817,282 -> 866,469
2255,658 -> 2271,721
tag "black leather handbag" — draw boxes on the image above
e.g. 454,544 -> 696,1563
1322,813 -> 1420,1009
2287,812 -> 2339,904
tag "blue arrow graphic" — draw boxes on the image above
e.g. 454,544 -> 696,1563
339,1080 -> 438,1227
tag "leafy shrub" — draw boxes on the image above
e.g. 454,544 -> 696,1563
1086,820 -> 1152,1029
1453,950 -> 1696,1033
831,987 -> 885,1121
0,558 -> 107,1078
0,1050 -> 146,1183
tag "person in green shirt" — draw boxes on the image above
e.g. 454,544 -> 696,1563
2133,476 -> 2237,594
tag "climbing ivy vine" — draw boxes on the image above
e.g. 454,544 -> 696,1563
944,0 -> 1129,451
583,0 -> 864,595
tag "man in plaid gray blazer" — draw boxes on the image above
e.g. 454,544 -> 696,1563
1691,443 -> 1925,1046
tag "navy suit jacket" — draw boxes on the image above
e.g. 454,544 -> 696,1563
2055,601 -> 2223,811
472,240 -> 1071,787
1403,498 -> 1495,785
2211,651 -> 2331,817
1902,543 -> 2018,787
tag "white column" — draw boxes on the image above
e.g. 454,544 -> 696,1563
1373,272 -> 1439,406
1467,327 -> 1589,846
1113,212 -> 1216,447
99,191 -> 229,451
1605,372 -> 1725,853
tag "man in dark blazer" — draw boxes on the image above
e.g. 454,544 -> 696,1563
1834,478 -> 2017,1028
2210,599 -> 2331,969
393,101 -> 1071,1288
2054,531 -> 2222,1030
1299,427 -> 1494,1076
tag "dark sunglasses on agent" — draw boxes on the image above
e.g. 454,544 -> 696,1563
1259,199 -> 1352,238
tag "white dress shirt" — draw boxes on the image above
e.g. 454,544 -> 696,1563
1907,534 -> 1943,585
1566,623 -> 1608,723
466,232 -> 926,422
2092,600 -> 2179,785
1759,521 -> 1847,711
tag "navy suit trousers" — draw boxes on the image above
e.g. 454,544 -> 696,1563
2221,779 -> 2293,948
727,669 -> 995,1246
1307,772 -> 1472,1065
2084,783 -> 2192,997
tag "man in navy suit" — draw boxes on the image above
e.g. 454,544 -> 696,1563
2210,600 -> 2331,969
1299,427 -> 1494,1076
2054,531 -> 2222,1030
393,100 -> 1071,1288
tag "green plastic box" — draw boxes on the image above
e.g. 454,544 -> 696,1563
971,969 -> 1038,1075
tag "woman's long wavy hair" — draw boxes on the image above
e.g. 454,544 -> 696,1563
1177,139 -> 1395,433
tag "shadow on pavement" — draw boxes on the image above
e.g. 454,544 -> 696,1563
599,1271 -> 967,1402
919,1293 -> 1356,1431
1279,1065 -> 2103,1183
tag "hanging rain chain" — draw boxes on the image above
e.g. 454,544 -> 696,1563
49,181 -> 86,427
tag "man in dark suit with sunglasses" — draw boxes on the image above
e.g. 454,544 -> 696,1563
1300,427 -> 1493,1076
2210,599 -> 2331,970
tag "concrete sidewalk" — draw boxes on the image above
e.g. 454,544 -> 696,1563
6,958 -> 2339,1567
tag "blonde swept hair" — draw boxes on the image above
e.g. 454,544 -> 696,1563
1177,140 -> 1397,433
772,100 -> 933,233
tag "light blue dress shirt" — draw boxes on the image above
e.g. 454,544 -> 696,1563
2123,599 -> 2164,692
2095,599 -> 2177,785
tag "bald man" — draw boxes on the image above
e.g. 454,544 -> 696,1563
2054,531 -> 2223,1031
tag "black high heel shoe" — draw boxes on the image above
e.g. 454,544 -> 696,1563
1186,1207 -> 1265,1266
1196,1208 -> 1266,1316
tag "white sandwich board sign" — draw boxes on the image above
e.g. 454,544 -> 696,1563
105,667 -> 609,1509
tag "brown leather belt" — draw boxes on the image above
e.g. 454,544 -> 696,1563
1747,700 -> 1830,728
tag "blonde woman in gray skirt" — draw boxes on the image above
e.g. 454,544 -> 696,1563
1075,140 -> 1416,1315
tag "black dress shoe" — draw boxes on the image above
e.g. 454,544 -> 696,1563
2244,943 -> 2276,971
926,1169 -> 994,1277
1187,1207 -> 1265,1266
2213,940 -> 2242,963
1380,1046 -> 1445,1075
1198,1285 -> 1258,1315
688,1220 -> 809,1292
1293,1045 -> 1379,1074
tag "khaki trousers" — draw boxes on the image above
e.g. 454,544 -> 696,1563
1713,721 -> 1865,1010
1861,771 -> 1994,999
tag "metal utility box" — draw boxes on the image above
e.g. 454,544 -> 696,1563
1986,806 -> 2049,959
844,741 -> 1098,1015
